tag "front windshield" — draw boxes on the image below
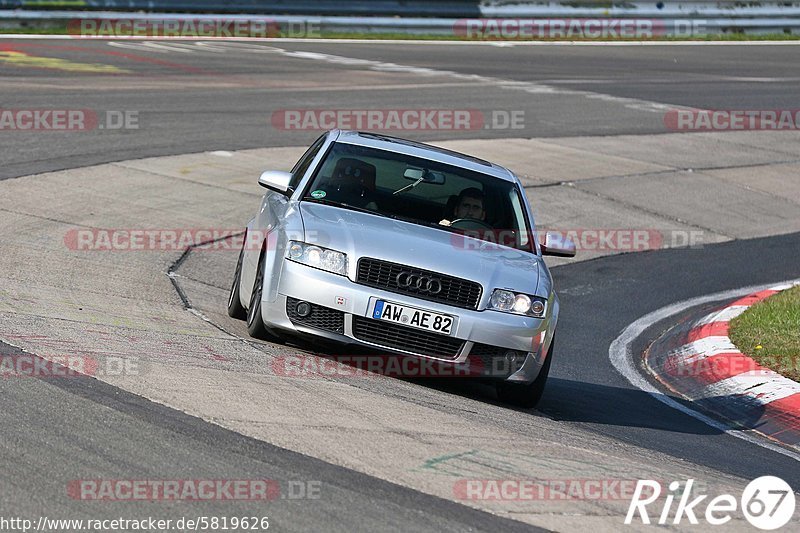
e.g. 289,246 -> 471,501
301,141 -> 534,253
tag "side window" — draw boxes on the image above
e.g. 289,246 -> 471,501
289,135 -> 326,192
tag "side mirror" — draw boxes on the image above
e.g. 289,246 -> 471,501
258,170 -> 292,194
540,231 -> 576,257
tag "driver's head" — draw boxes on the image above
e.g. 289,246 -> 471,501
454,188 -> 485,221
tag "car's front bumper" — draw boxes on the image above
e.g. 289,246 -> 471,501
261,260 -> 554,383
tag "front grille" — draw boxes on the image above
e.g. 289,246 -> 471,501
356,258 -> 482,310
352,316 -> 465,360
286,297 -> 344,334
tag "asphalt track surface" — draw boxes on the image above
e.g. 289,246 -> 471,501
2,39 -> 799,179
1,38 -> 799,530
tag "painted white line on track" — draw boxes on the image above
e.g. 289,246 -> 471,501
108,40 -> 281,54
109,41 -> 197,53
2,34 -> 800,45
609,279 -> 800,462
267,47 -> 684,114
194,41 -> 281,53
137,41 -> 199,53
770,282 -> 800,291
107,41 -> 170,53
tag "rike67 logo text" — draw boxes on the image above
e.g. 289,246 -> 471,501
626,477 -> 795,530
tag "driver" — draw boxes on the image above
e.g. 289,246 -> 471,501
440,187 -> 486,226
454,188 -> 486,221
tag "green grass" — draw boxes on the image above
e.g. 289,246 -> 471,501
1,24 -> 800,41
0,25 -> 71,34
729,286 -> 800,382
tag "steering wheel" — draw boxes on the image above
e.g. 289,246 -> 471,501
449,218 -> 494,231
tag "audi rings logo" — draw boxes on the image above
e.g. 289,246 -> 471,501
395,272 -> 443,294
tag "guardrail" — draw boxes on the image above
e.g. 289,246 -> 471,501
2,1 -> 800,18
2,2 -> 800,36
484,2 -> 800,19
0,1 -> 483,17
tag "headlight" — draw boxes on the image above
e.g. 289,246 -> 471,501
488,289 -> 546,318
286,241 -> 347,276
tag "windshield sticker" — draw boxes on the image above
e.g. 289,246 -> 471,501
310,190 -> 326,199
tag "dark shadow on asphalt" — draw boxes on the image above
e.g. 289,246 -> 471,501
538,378 -> 731,435
301,341 -> 735,436
407,374 -> 728,436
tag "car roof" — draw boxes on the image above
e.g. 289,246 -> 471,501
332,130 -> 519,183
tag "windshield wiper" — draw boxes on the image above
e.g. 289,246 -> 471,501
392,176 -> 424,196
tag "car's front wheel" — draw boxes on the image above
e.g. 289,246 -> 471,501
227,233 -> 247,319
495,338 -> 553,408
246,248 -> 283,343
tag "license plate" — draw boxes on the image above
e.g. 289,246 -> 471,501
372,300 -> 454,335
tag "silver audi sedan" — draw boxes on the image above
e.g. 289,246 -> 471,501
228,130 -> 575,407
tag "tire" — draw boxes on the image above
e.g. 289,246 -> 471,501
227,237 -> 247,319
246,248 -> 283,343
495,338 -> 553,408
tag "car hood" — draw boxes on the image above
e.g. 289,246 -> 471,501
299,202 -> 543,297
